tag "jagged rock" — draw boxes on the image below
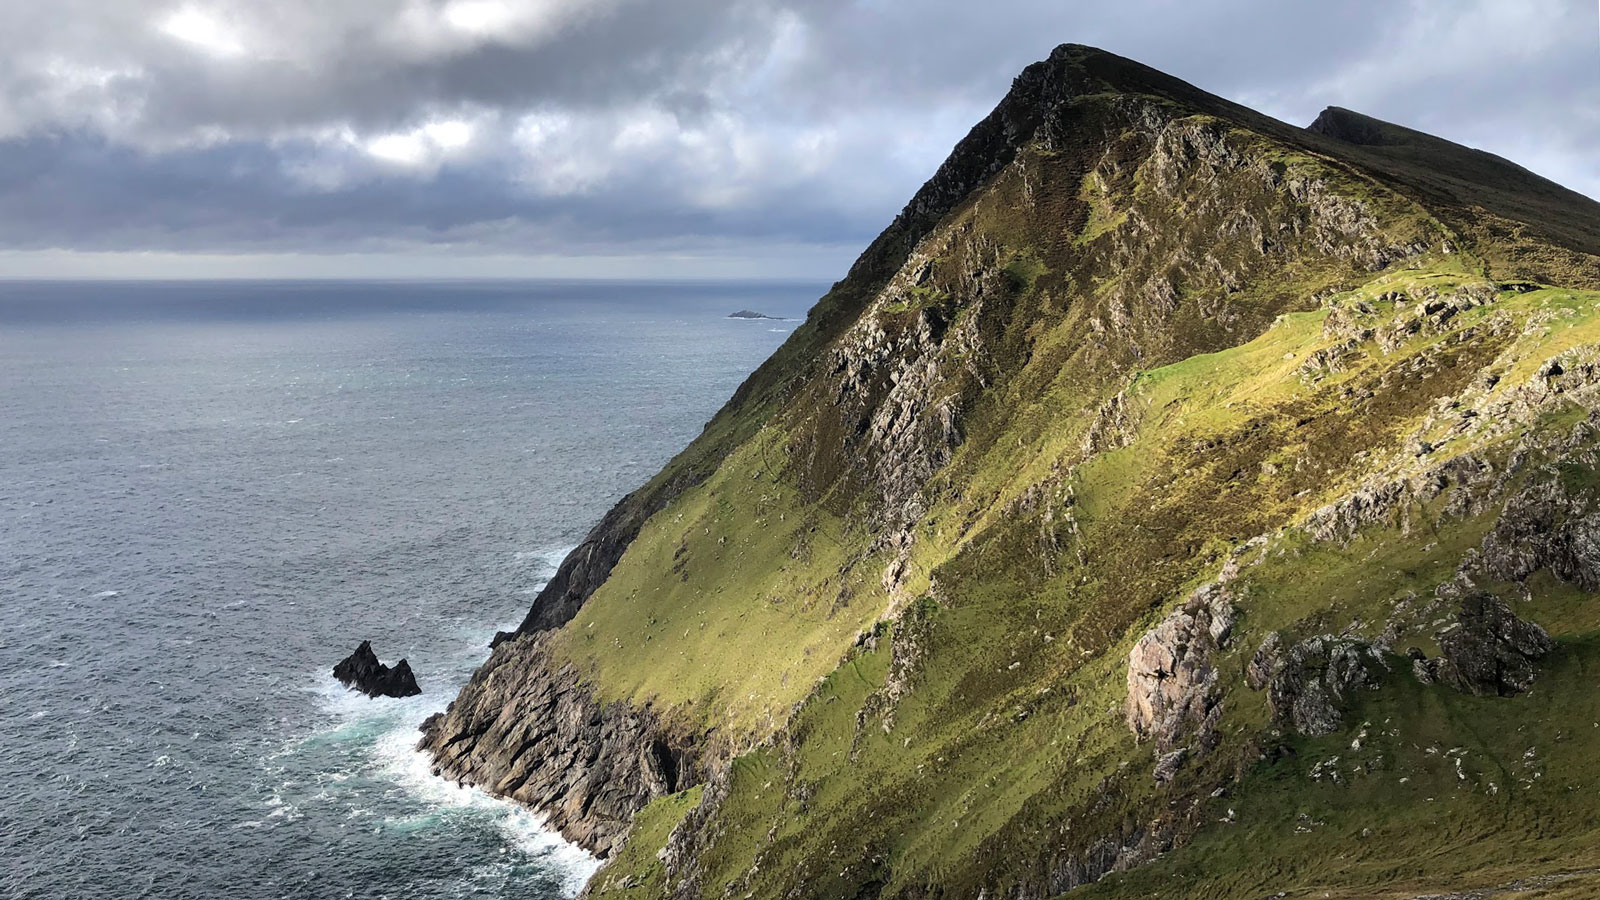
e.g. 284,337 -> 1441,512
1304,448 -> 1506,546
854,597 -> 936,745
1152,747 -> 1189,783
1429,593 -> 1553,696
1126,585 -> 1236,753
654,761 -> 733,900
418,632 -> 696,859
1265,636 -> 1388,736
1245,631 -> 1283,691
1082,382 -> 1141,456
333,640 -> 421,698
1481,476 -> 1600,590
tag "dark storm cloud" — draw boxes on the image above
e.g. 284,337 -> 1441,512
0,0 -> 1593,275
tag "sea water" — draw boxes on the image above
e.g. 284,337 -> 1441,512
0,279 -> 818,899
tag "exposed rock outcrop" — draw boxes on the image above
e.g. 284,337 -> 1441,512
333,641 -> 421,698
1481,464 -> 1600,590
656,761 -> 734,900
1126,584 -> 1237,755
418,633 -> 697,858
1304,353 -> 1600,549
1259,635 -> 1388,736
1414,593 -> 1553,696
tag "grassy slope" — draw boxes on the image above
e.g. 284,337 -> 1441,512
560,109 -> 1442,734
832,277 -> 1588,889
590,271 -> 1600,899
557,49 -> 1600,900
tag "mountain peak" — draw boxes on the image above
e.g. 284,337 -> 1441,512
1309,105 -> 1420,146
1045,42 -> 1110,61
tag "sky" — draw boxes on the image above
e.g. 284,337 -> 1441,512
0,0 -> 1594,279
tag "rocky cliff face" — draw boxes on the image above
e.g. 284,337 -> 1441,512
421,632 -> 697,858
425,45 -> 1600,900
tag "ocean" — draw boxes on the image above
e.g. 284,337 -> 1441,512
0,280 -> 820,899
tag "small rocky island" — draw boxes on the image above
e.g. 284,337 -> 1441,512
727,309 -> 779,319
333,640 -> 421,698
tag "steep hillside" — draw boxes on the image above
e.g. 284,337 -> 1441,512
421,45 -> 1600,899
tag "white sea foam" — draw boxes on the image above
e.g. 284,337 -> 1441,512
515,544 -> 575,574
306,644 -> 600,897
371,720 -> 600,893
93,590 -> 120,598
290,547 -> 596,895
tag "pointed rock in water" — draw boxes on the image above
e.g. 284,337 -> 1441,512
333,640 -> 421,698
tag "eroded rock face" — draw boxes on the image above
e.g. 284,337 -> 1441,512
1302,352 -> 1600,551
1126,584 -> 1237,754
422,43 -> 1600,900
1482,476 -> 1600,590
417,633 -> 696,858
1416,593 -> 1553,697
333,641 -> 421,698
1245,631 -> 1283,691
1261,636 -> 1387,736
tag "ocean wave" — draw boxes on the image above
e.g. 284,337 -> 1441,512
371,722 -> 599,893
514,544 -> 576,575
301,641 -> 599,897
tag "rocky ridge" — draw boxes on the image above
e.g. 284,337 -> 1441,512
421,632 -> 694,858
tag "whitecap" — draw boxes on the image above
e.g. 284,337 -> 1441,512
305,655 -> 600,895
369,721 -> 599,893
514,545 -> 575,574
93,590 -> 120,599
287,627 -> 600,896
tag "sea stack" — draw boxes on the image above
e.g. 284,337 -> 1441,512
333,640 -> 421,698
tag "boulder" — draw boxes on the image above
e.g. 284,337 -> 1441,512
333,640 -> 422,698
1428,593 -> 1553,696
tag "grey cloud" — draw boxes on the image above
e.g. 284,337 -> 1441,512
0,0 -> 1592,275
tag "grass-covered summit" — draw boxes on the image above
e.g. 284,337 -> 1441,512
421,45 -> 1600,899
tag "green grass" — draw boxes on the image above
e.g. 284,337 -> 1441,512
557,427 -> 879,738
1074,635 -> 1600,900
588,787 -> 703,900
591,271 -> 1600,897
